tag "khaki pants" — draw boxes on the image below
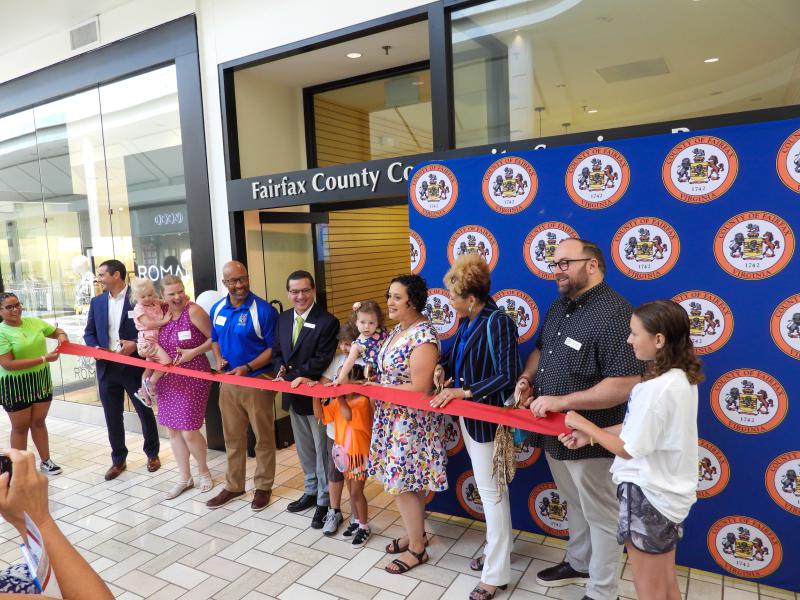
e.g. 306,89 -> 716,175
219,380 -> 276,493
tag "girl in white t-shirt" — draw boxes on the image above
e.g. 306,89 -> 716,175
559,299 -> 703,600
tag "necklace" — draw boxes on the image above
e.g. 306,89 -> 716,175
399,317 -> 423,333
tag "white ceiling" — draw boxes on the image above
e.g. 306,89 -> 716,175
0,0 -> 130,56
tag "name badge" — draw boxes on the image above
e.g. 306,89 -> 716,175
564,337 -> 582,351
303,322 -> 316,329
127,310 -> 134,319
178,330 -> 192,341
215,315 -> 227,326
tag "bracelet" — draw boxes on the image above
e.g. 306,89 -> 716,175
589,436 -> 595,446
41,356 -> 47,364
245,363 -> 254,373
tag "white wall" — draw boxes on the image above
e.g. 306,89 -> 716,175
0,0 -> 432,286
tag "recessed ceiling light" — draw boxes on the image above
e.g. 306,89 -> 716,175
587,109 -> 598,114
346,52 -> 362,59
704,57 -> 719,63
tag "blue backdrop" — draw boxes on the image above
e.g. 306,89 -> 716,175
408,117 -> 800,590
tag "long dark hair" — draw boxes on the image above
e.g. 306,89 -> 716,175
633,300 -> 704,385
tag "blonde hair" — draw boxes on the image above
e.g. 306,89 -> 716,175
129,278 -> 157,305
443,253 -> 491,301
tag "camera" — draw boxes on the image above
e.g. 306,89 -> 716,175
0,454 -> 12,479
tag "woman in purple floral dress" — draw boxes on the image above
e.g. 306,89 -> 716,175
368,274 -> 445,575
155,275 -> 214,500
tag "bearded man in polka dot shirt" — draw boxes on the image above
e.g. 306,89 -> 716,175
515,238 -> 644,600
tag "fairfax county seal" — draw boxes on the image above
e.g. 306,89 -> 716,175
611,217 -> 680,280
515,437 -> 541,469
697,439 -> 730,499
456,470 -> 485,520
770,294 -> 800,360
714,211 -> 794,280
707,516 -> 782,578
566,147 -> 630,209
424,288 -> 458,340
492,289 -> 539,344
528,482 -> 569,537
410,229 -> 426,274
765,451 -> 800,516
523,222 -> 580,280
672,291 -> 733,355
410,164 -> 458,217
442,414 -> 465,457
776,127 -> 800,193
448,225 -> 499,271
482,156 -> 538,214
711,369 -> 788,434
663,135 -> 738,203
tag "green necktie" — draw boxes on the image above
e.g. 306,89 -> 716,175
292,315 -> 304,346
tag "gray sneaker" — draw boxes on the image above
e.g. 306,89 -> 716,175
322,508 -> 343,536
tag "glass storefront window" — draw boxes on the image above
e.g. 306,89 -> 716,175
0,64 -> 192,408
313,69 -> 432,166
451,0 -> 800,147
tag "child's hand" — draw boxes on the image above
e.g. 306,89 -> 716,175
290,377 -> 315,389
326,376 -> 346,387
558,430 -> 590,450
564,410 -> 591,432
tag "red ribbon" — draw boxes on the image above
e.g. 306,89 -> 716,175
59,342 -> 568,436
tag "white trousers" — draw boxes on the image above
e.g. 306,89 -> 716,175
460,417 -> 513,586
546,453 -> 622,600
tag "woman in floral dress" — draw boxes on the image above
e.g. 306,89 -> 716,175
368,274 -> 446,574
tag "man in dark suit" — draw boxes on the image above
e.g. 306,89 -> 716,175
273,270 -> 338,528
84,259 -> 160,480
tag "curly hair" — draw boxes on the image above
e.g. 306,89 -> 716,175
634,300 -> 704,385
443,253 -> 491,302
389,274 -> 428,313
349,299 -> 385,330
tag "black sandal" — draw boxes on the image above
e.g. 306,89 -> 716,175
385,547 -> 429,574
469,554 -> 485,571
469,583 -> 508,600
385,533 -> 429,554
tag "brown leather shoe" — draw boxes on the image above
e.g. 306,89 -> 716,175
205,488 -> 245,509
251,489 -> 272,512
105,463 -> 126,481
147,456 -> 161,473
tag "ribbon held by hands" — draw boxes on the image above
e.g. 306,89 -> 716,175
58,342 -> 568,436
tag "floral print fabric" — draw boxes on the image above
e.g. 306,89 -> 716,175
368,320 -> 448,495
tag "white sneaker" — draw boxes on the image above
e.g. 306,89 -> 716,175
39,459 -> 62,476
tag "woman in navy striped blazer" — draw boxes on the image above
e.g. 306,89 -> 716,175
431,253 -> 521,600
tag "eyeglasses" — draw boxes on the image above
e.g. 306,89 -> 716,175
222,276 -> 249,286
547,258 -> 592,272
288,287 -> 313,296
0,302 -> 22,311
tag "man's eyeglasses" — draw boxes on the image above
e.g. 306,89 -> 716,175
222,276 -> 249,286
288,288 -> 313,296
0,302 -> 22,311
547,258 -> 592,272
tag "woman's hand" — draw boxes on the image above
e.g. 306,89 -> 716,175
429,387 -> 465,408
173,347 -> 195,366
215,357 -> 228,372
56,332 -> 69,345
558,430 -> 590,450
564,410 -> 592,432
44,350 -> 60,363
0,449 -> 51,536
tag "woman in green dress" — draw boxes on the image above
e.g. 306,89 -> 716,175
0,292 -> 69,475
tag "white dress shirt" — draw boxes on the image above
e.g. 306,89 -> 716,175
107,286 -> 128,350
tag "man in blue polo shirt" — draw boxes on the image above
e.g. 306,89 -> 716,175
205,261 -> 279,511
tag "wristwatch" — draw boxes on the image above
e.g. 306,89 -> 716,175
463,388 -> 473,399
245,363 -> 254,373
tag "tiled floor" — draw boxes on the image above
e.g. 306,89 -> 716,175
0,416 -> 796,600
